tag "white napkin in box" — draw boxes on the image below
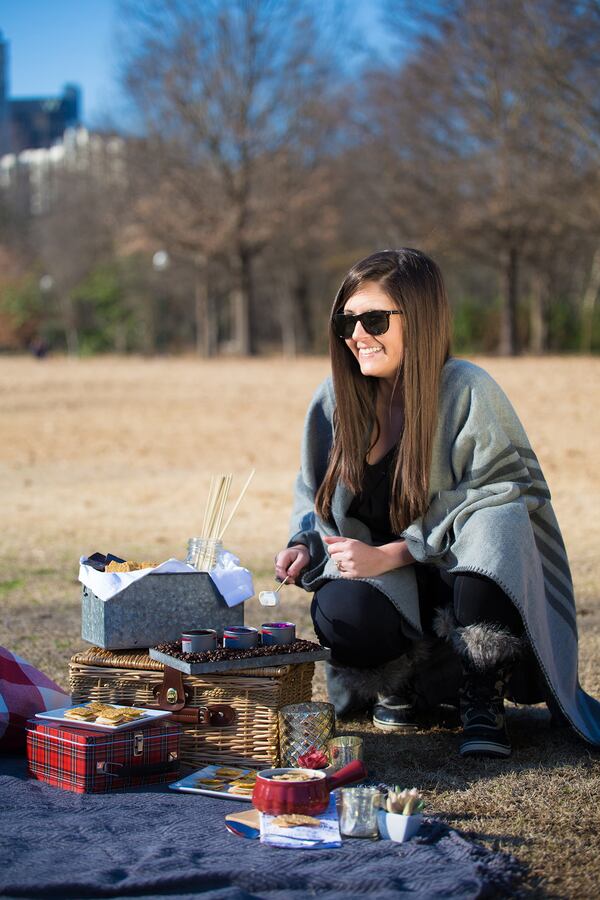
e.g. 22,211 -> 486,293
78,553 -> 254,607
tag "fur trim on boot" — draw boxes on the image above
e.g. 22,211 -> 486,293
433,607 -> 524,672
325,642 -> 430,718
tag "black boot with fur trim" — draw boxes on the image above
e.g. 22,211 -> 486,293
372,686 -> 419,732
434,608 -> 524,758
325,642 -> 429,725
458,652 -> 513,757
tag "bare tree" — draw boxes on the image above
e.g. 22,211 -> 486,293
118,0 -> 346,355
523,0 -> 600,351
258,156 -> 341,354
373,0 -> 600,354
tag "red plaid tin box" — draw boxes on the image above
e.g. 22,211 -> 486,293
26,719 -> 181,793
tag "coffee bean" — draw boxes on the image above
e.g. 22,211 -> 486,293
152,638 -> 321,664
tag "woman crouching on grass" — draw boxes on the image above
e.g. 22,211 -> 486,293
274,248 -> 600,759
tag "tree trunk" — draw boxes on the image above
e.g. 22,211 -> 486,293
294,273 -> 313,353
499,245 -> 519,356
60,295 -> 79,356
528,270 -> 547,355
114,325 -> 127,353
233,246 -> 255,355
194,268 -> 216,357
136,292 -> 156,355
279,277 -> 297,357
580,246 -> 600,354
230,288 -> 248,355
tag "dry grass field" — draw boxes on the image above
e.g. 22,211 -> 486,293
1,354 -> 599,897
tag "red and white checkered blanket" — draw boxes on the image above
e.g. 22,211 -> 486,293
0,647 -> 68,753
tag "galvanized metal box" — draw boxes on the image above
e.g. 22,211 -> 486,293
81,573 -> 244,650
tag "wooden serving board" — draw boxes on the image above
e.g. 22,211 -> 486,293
148,646 -> 331,675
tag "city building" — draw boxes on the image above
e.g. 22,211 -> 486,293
0,126 -> 127,216
0,31 -> 81,156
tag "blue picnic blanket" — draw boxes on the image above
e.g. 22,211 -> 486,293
0,757 -> 524,899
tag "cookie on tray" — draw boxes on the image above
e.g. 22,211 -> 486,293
97,707 -> 127,719
228,784 -> 254,796
95,708 -> 128,725
215,767 -> 247,779
119,707 -> 145,719
64,707 -> 97,721
96,715 -> 126,726
86,702 -> 112,714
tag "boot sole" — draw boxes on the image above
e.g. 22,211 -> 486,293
372,717 -> 420,733
459,739 -> 511,758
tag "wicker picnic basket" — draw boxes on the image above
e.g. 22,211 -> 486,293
69,647 -> 314,770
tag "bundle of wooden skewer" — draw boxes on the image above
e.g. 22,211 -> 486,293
190,470 -> 255,571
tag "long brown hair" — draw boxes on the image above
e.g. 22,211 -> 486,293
315,248 -> 451,533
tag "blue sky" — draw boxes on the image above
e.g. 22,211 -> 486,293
1,1 -> 396,126
1,1 -> 120,125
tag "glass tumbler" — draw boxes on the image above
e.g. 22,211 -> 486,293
278,702 -> 335,767
327,736 -> 364,772
339,786 -> 382,839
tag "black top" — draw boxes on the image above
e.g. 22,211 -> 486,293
347,446 -> 399,544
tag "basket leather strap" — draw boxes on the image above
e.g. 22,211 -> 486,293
155,665 -> 188,710
144,665 -> 235,727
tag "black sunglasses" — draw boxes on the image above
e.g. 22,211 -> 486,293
332,309 -> 402,340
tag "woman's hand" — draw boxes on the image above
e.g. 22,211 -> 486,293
274,544 -> 310,584
323,535 -> 414,578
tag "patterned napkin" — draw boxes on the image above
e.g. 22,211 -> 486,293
259,794 -> 342,849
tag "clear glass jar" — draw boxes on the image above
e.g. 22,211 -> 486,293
185,538 -> 223,571
339,786 -> 382,839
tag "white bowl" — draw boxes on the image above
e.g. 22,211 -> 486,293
377,810 -> 423,842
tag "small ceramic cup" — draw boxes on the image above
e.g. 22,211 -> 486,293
223,626 -> 260,649
181,629 -> 218,653
261,622 -> 296,645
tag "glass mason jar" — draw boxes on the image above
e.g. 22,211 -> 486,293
339,786 -> 382,839
185,538 -> 223,572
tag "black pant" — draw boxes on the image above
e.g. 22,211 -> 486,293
310,565 -> 524,668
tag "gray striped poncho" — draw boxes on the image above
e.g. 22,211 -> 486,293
289,357 -> 600,746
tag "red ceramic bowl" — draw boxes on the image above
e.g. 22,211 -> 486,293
252,759 -> 367,816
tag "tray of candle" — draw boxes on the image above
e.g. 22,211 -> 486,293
149,638 -> 331,675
